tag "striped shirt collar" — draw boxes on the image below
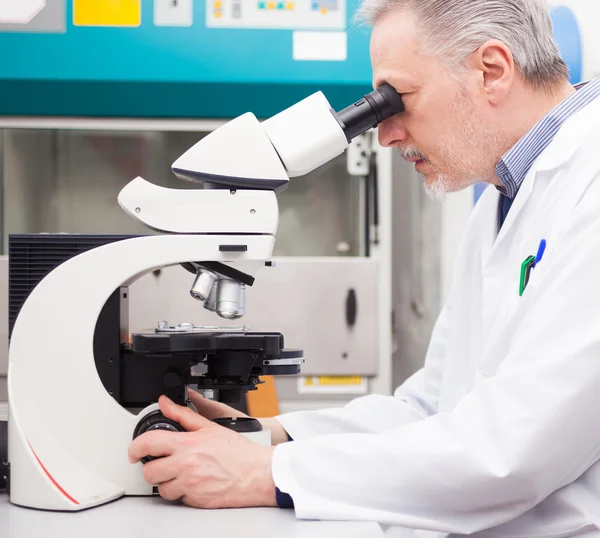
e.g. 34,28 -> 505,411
496,76 -> 600,199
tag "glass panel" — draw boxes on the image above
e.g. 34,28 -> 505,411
0,128 -> 363,256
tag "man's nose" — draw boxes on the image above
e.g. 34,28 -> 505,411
378,119 -> 409,147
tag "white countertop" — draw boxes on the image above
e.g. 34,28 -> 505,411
0,495 -> 385,538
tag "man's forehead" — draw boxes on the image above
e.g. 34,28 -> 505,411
372,59 -> 425,91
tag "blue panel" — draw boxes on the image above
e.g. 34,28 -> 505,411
551,5 -> 583,84
0,2 -> 584,119
0,0 -> 373,118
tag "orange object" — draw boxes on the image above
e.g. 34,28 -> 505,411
246,376 -> 280,417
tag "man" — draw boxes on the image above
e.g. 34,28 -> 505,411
129,0 -> 600,535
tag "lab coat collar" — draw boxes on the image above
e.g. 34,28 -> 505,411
488,92 -> 600,253
534,91 -> 600,172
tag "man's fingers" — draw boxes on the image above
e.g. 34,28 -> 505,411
142,454 -> 180,485
159,395 -> 214,432
158,479 -> 185,502
128,430 -> 175,464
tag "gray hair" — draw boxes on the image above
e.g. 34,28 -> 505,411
354,0 -> 569,90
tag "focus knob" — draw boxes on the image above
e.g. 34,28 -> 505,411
132,410 -> 185,464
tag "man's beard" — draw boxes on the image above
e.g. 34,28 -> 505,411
396,146 -> 451,200
396,146 -> 455,200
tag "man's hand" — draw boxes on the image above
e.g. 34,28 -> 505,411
188,389 -> 290,446
128,395 -> 278,509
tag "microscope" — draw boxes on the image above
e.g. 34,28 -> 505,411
6,84 -> 404,511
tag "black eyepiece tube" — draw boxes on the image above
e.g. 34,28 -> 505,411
333,83 -> 405,142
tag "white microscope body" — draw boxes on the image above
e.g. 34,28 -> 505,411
7,85 -> 404,510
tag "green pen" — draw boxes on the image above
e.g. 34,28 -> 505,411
519,255 -> 536,296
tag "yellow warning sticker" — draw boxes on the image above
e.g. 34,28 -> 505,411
317,376 -> 364,385
298,376 -> 367,395
73,0 -> 141,27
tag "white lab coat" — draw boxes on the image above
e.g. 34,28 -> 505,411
271,92 -> 600,537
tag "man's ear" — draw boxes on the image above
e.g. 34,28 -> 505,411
469,39 -> 515,105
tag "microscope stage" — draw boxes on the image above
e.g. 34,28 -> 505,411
131,329 -> 302,359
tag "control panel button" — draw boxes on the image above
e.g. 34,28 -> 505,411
207,0 -> 345,29
154,0 -> 193,26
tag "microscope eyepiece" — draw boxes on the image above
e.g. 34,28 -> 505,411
333,83 -> 404,142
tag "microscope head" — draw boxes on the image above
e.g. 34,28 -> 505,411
171,83 -> 404,190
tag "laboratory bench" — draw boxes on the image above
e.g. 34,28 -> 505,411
0,495 -> 385,537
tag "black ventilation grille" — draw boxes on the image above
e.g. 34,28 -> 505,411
8,234 -> 139,337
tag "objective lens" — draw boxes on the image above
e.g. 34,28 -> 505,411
230,284 -> 246,320
216,279 -> 241,319
203,281 -> 218,312
190,269 -> 218,302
